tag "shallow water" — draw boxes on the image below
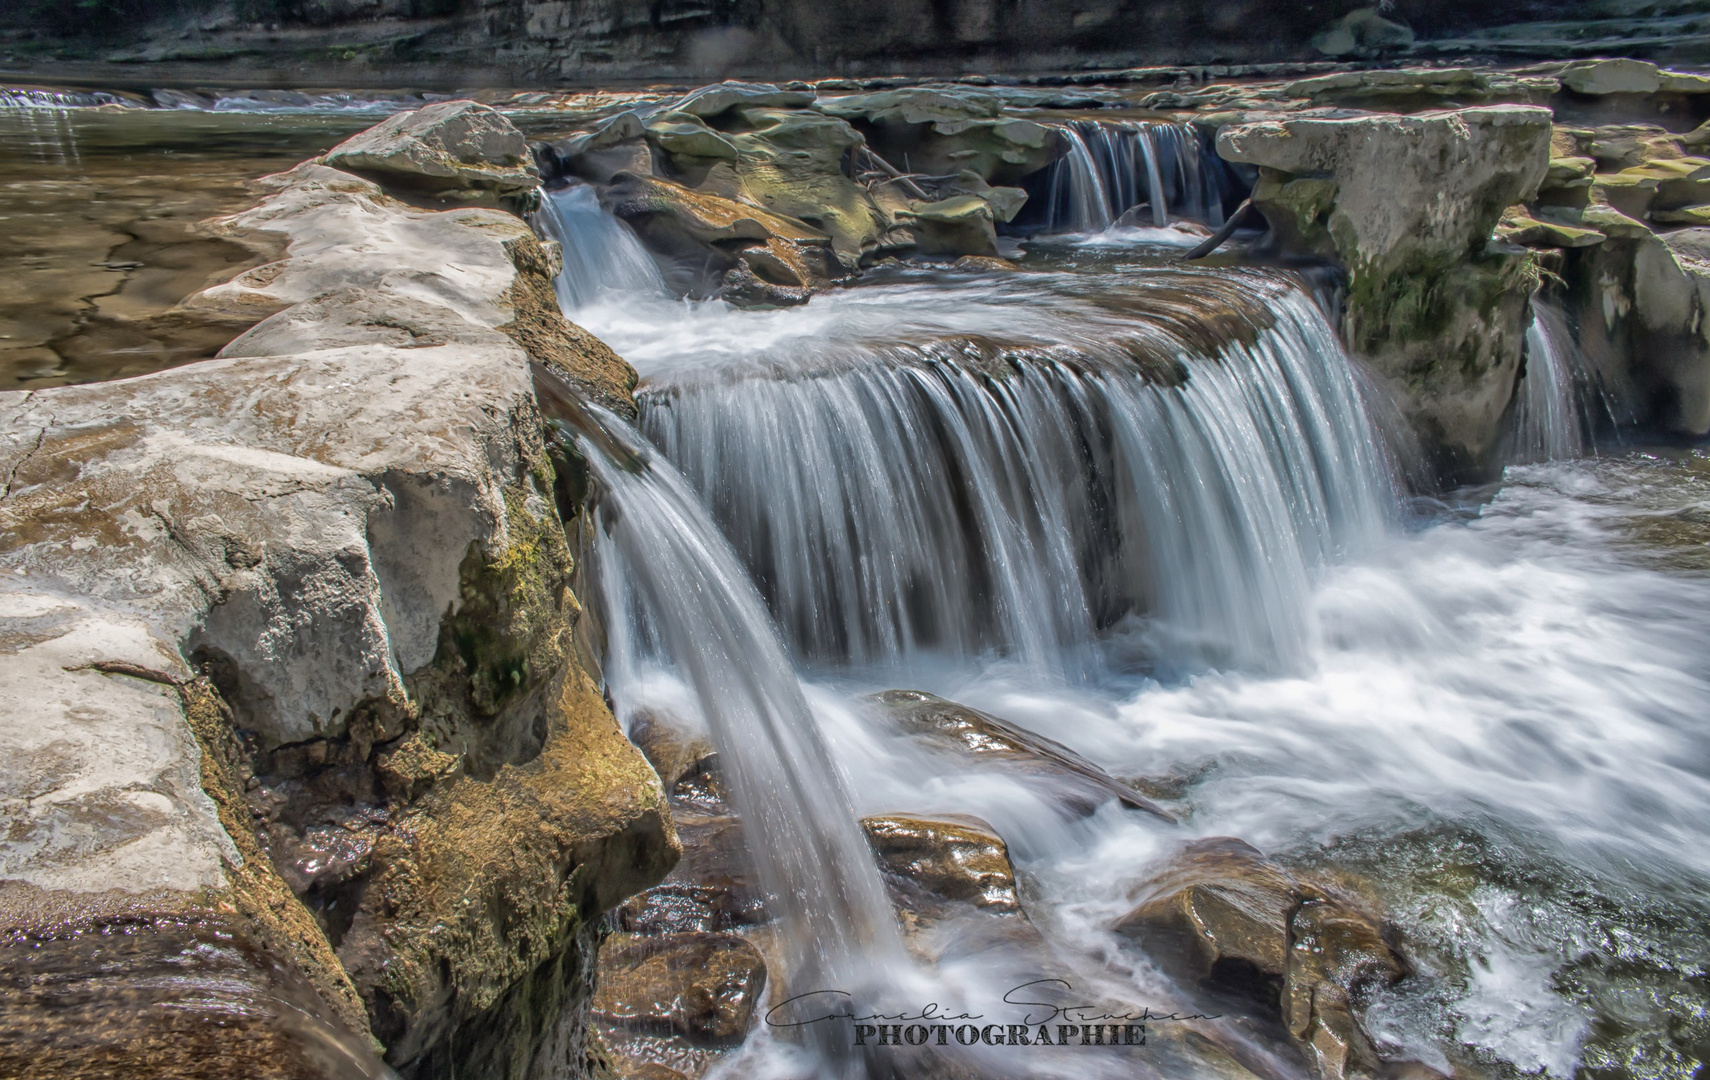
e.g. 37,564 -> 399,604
0,107 -> 383,388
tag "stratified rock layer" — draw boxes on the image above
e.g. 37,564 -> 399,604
0,104 -> 676,1080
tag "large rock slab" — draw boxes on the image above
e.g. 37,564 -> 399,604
0,131 -> 675,1079
869,690 -> 1174,820
1219,106 -> 1553,480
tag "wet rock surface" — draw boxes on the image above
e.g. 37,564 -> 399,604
861,813 -> 1024,921
1116,838 -> 1410,1080
869,689 -> 1175,819
593,710 -> 769,1079
592,932 -> 768,1046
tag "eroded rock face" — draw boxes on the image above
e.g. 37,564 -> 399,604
817,88 -> 1058,184
1219,106 -> 1553,478
1494,118 -> 1710,437
596,709 -> 769,1079
868,690 -> 1174,820
325,99 -> 539,203
0,110 -> 676,1080
601,169 -> 853,301
1114,838 -> 1407,1080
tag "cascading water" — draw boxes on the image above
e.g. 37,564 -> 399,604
564,400 -> 908,1038
540,182 -> 1710,1080
637,276 -> 1392,677
1507,302 -> 1587,464
0,87 -> 124,109
533,184 -> 669,311
1014,120 -> 1228,234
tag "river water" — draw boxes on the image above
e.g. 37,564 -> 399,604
5,92 -> 1708,1080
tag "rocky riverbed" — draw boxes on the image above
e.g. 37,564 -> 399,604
4,50 -> 1710,1080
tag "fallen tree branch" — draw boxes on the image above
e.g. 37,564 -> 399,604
1182,198 -> 1255,261
859,146 -> 931,201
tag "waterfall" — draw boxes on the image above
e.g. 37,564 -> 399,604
532,184 -> 668,311
570,404 -> 906,1008
0,87 -> 122,109
1014,120 -> 1228,234
1508,303 -> 1587,464
639,283 -> 1394,677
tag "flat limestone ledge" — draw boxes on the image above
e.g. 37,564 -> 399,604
0,153 -> 670,1077
1216,105 -> 1554,478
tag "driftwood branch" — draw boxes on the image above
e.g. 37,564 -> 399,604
858,146 -> 931,201
1182,198 -> 1254,261
65,659 -> 185,687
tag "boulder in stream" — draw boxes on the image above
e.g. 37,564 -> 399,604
1114,838 -> 1408,1080
862,813 -> 1025,920
324,99 -> 539,203
1219,105 -> 1553,479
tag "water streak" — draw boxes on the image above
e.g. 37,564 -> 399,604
533,184 -> 669,311
1508,302 -> 1587,464
1017,120 -> 1227,233
576,410 -> 905,1005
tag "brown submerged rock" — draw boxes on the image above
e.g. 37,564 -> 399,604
592,932 -> 767,1047
1114,838 -> 1407,1080
862,813 -> 1024,919
868,690 -> 1175,820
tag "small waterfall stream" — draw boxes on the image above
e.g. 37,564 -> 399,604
533,184 -> 668,311
571,405 -> 909,1055
1507,302 -> 1587,464
640,285 -> 1392,676
1013,120 -> 1229,234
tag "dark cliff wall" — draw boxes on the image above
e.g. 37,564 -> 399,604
0,0 -> 1695,86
